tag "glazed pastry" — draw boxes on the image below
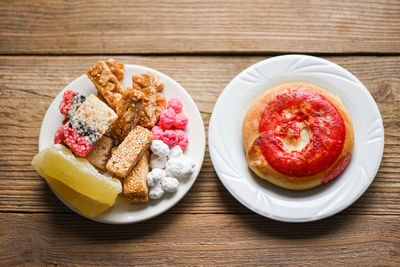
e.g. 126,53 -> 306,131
242,83 -> 354,190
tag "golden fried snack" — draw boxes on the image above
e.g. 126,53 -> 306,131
123,151 -> 149,203
106,59 -> 125,82
96,91 -> 108,104
155,92 -> 167,119
133,73 -> 166,128
106,126 -> 153,178
110,72 -> 166,141
148,72 -> 164,92
86,61 -> 123,110
110,86 -> 144,141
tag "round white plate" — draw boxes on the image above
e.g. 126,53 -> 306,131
209,55 -> 384,222
39,64 -> 205,224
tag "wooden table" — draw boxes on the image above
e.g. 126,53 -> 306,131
1,1 -> 399,266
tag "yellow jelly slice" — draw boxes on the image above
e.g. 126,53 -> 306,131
32,144 -> 122,207
47,176 -> 112,217
32,150 -> 110,216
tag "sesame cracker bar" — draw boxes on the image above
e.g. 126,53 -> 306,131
106,126 -> 153,178
124,151 -> 149,203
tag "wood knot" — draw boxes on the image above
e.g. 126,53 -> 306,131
374,82 -> 392,102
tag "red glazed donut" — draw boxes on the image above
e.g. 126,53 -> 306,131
242,83 -> 354,190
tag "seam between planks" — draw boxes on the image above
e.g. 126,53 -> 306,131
0,52 -> 400,57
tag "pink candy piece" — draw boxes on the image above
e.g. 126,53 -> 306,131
162,130 -> 178,147
174,113 -> 188,129
153,97 -> 189,150
158,108 -> 176,130
167,98 -> 183,114
175,129 -> 189,151
151,126 -> 164,140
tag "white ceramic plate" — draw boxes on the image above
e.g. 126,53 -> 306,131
39,64 -> 205,224
209,55 -> 384,222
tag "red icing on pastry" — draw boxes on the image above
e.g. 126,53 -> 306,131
321,152 -> 352,184
257,87 -> 346,177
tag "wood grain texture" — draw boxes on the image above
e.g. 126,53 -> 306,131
0,213 -> 399,266
0,55 -> 399,217
1,0 -> 399,54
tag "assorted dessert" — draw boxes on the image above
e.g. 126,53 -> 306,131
242,83 -> 354,190
32,59 -> 196,216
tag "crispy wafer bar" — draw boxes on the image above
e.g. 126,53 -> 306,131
86,61 -> 123,110
85,135 -> 114,170
106,126 -> 153,178
124,151 -> 149,203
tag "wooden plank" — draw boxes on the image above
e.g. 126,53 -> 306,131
0,56 -> 399,215
0,0 -> 399,54
0,213 -> 398,266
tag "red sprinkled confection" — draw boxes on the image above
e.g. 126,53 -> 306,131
59,90 -> 76,116
62,125 -> 93,157
54,125 -> 66,144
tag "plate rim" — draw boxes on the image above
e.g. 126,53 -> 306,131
38,63 -> 206,224
208,54 -> 384,223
